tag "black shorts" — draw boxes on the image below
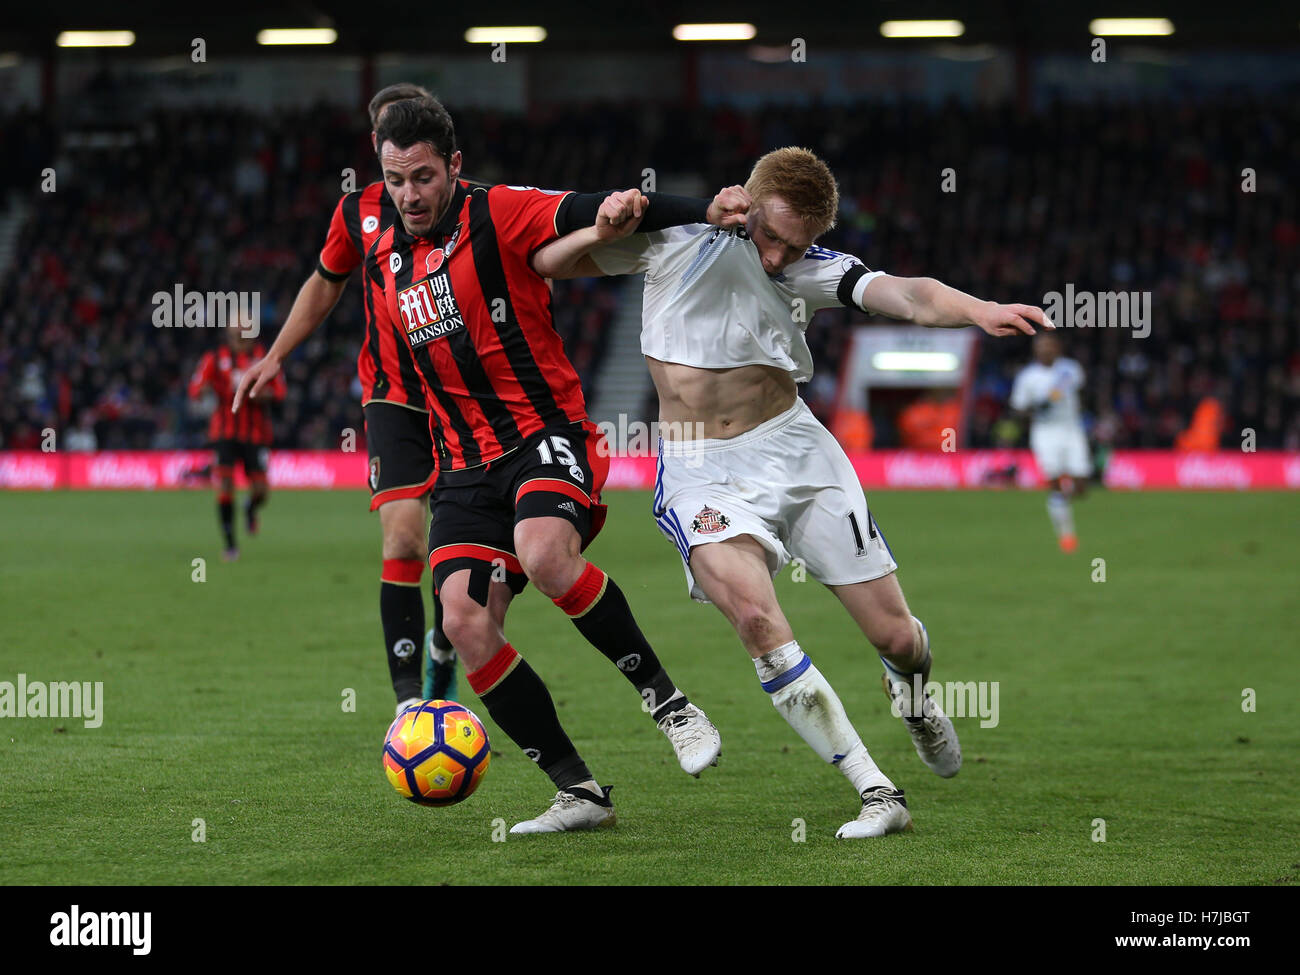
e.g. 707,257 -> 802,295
214,440 -> 268,477
363,402 -> 438,511
428,421 -> 610,596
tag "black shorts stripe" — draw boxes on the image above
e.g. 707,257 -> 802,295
467,190 -> 569,431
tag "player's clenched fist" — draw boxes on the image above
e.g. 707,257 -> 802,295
707,185 -> 751,228
595,189 -> 648,240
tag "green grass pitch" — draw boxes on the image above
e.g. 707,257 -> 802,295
1,487 -> 1296,885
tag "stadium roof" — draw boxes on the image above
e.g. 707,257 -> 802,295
2,1 -> 1298,56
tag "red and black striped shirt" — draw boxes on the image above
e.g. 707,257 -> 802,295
366,181 -> 588,470
188,343 -> 284,445
318,182 -> 426,410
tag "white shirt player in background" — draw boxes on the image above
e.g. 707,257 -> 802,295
532,148 -> 1051,838
1010,333 -> 1092,553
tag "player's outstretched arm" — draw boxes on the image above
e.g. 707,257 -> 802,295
535,185 -> 752,280
233,271 -> 346,412
861,275 -> 1054,337
530,189 -> 648,279
552,184 -> 751,237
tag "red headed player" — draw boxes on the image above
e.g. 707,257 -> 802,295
233,85 -> 459,712
189,328 -> 285,560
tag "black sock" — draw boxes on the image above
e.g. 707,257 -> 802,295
429,587 -> 453,653
381,559 -> 426,702
470,644 -> 591,790
554,563 -> 683,719
218,498 -> 235,549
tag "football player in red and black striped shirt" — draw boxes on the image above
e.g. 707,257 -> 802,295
233,85 -> 459,712
366,97 -> 749,832
189,328 -> 285,560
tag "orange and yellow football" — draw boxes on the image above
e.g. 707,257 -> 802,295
382,700 -> 491,806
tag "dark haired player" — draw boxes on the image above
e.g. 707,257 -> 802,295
366,97 -> 747,832
234,85 -> 458,713
189,328 -> 285,561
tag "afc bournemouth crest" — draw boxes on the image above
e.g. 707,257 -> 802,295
369,457 -> 381,492
690,505 -> 730,535
425,225 -> 462,274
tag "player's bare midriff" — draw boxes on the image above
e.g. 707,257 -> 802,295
647,357 -> 798,440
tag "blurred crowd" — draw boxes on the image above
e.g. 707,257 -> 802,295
0,92 -> 1296,451
0,105 -> 617,451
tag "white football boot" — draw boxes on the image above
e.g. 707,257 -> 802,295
509,785 -> 617,834
835,786 -> 914,839
656,703 -> 721,776
883,674 -> 962,778
395,696 -> 423,717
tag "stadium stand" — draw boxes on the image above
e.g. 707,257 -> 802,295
1,94 -> 1296,451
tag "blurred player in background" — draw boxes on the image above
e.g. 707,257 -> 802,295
366,98 -> 746,832
1010,333 -> 1090,553
533,147 -> 1048,838
189,326 -> 284,561
234,85 -> 459,713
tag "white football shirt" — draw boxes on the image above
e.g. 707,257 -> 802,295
1010,358 -> 1086,431
590,224 -> 883,382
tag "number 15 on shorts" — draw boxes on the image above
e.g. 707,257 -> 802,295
536,435 -> 585,485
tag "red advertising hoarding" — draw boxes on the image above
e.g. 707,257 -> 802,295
2,450 -> 1297,491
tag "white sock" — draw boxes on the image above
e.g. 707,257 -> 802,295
1047,491 -> 1074,539
428,644 -> 456,664
880,617 -> 931,718
836,741 -> 893,795
756,641 -> 893,794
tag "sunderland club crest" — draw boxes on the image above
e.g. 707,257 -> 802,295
690,506 -> 730,535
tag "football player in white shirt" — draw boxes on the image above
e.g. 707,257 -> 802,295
1010,333 -> 1091,552
532,149 -> 1050,838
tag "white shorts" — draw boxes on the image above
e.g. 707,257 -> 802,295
652,398 -> 898,602
1030,425 -> 1092,480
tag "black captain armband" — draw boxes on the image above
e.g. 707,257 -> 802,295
316,260 -> 351,283
554,191 -> 711,236
837,263 -> 870,310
